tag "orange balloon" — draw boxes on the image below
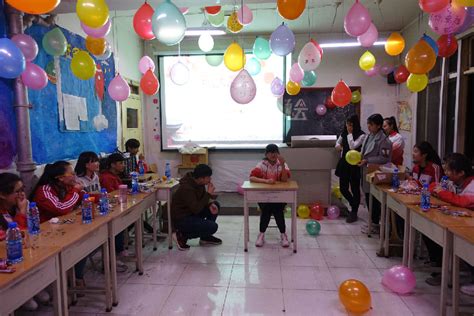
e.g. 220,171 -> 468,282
339,279 -> 372,313
405,39 -> 437,74
85,36 -> 106,56
140,69 -> 159,95
6,0 -> 60,14
385,32 -> 405,56
277,0 -> 306,20
331,80 -> 352,107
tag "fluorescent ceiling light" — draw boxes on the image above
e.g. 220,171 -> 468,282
319,41 -> 387,48
185,28 -> 226,36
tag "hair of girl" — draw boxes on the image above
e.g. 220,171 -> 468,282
444,153 -> 473,177
367,113 -> 384,128
415,141 -> 442,167
30,161 -> 71,200
75,151 -> 99,177
0,173 -> 21,195
384,116 -> 399,133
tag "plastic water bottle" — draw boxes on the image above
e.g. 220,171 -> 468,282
138,160 -> 145,175
392,168 -> 400,190
441,176 -> 449,191
165,162 -> 171,180
99,188 -> 109,216
421,183 -> 431,211
27,202 -> 40,235
131,172 -> 139,194
81,194 -> 93,224
6,222 -> 23,264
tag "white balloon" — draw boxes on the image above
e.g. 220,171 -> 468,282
298,42 -> 321,71
198,33 -> 214,52
170,61 -> 189,85
230,69 -> 256,104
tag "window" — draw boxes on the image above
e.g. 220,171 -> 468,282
127,108 -> 138,128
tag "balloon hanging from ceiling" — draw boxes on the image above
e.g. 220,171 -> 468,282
152,0 -> 187,46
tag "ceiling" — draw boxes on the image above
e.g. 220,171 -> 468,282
55,0 -> 422,34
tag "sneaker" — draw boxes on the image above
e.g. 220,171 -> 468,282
34,289 -> 50,304
199,235 -> 222,246
461,284 -> 474,296
116,260 -> 128,273
280,233 -> 290,248
425,273 -> 441,286
21,298 -> 38,311
174,231 -> 190,251
361,223 -> 380,234
255,233 -> 265,247
346,213 -> 358,223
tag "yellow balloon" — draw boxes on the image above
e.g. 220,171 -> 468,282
224,42 -> 246,71
286,81 -> 301,95
359,51 -> 376,71
85,36 -> 106,56
385,32 -> 405,56
76,0 -> 109,28
339,279 -> 372,313
227,11 -> 243,33
454,0 -> 474,5
71,50 -> 96,80
297,204 -> 310,218
345,150 -> 362,165
406,74 -> 428,92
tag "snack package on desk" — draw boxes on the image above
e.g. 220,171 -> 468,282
439,206 -> 472,217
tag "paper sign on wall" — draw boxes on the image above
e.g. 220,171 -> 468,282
63,94 -> 88,131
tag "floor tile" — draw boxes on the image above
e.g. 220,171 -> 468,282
279,248 -> 327,267
127,263 -> 186,285
281,266 -> 336,290
230,264 -> 282,289
222,287 -> 285,316
322,249 -> 376,268
284,289 -> 347,316
317,235 -> 361,250
177,264 -> 233,287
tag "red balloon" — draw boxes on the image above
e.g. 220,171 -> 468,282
419,0 -> 449,13
331,80 -> 352,107
310,204 -> 324,220
325,95 -> 336,109
310,38 -> 324,60
133,2 -> 155,40
394,65 -> 410,84
437,34 -> 458,58
140,69 -> 159,95
205,6 -> 221,15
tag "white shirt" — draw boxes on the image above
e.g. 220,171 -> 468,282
335,133 -> 366,150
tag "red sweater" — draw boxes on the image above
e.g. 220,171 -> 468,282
0,209 -> 27,230
100,170 -> 122,193
34,185 -> 83,222
429,176 -> 474,210
412,162 -> 443,186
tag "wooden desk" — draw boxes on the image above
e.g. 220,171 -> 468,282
450,226 -> 474,316
0,245 -> 62,316
367,184 -> 390,257
407,205 -> 474,316
152,181 -> 179,250
241,181 -> 299,253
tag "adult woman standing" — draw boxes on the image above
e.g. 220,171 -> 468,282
383,116 -> 405,166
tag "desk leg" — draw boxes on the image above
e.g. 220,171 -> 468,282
167,190 -> 173,250
52,256 -> 63,316
103,240 -> 112,312
368,193 -> 373,238
109,227 -> 118,306
440,231 -> 452,316
402,209 -> 410,266
383,198 -> 389,257
292,194 -> 297,253
59,255 -> 69,316
243,192 -> 249,252
153,201 -> 158,251
408,225 -> 416,270
453,253 -> 460,316
378,198 -> 387,256
135,218 -> 144,275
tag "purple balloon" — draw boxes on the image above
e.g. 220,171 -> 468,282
289,63 -> 304,83
21,62 -> 48,90
344,1 -> 372,37
327,205 -> 340,219
81,19 -> 111,38
456,7 -> 474,35
0,38 -> 26,79
357,23 -> 378,48
382,265 -> 416,294
365,65 -> 380,77
271,77 -> 285,96
139,56 -> 155,74
379,64 -> 394,77
270,24 -> 295,56
315,104 -> 327,116
429,3 -> 466,35
11,34 -> 38,62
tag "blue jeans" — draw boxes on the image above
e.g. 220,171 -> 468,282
174,202 -> 219,240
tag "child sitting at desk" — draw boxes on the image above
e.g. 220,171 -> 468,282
411,141 -> 443,186
250,144 -> 291,248
75,151 -> 101,193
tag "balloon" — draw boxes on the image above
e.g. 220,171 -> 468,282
253,37 -> 272,60
289,63 -> 304,83
310,204 -> 324,220
379,64 -> 395,76
385,32 -> 405,56
180,7 -> 189,15
357,23 -> 378,47
297,204 -> 310,218
230,69 -> 257,104
405,40 -> 437,74
21,62 -> 47,90
454,0 -> 474,5
42,27 -> 67,56
327,205 -> 340,219
394,65 -> 410,83
344,1 -> 372,37
277,0 -> 306,20
455,7 -> 474,34
365,65 -> 380,77
206,54 -> 223,67
270,24 -> 296,56
170,61 -> 189,85
346,150 -> 362,165
407,74 -> 428,92
76,0 -> 109,28
419,0 -> 449,13
264,72 -> 276,84
138,56 -> 155,75
429,3 -> 466,35
224,42 -> 246,72
152,0 -> 186,46
85,36 -> 106,56
206,10 -> 225,27
81,19 -> 111,38
315,104 -> 327,116
332,186 -> 343,199
205,6 -> 221,15
70,50 -> 96,80
237,4 -> 253,25
302,71 -> 317,86
339,279 -> 372,313
306,220 -> 321,236
359,51 -> 376,71
310,38 -> 324,60
5,0 -> 59,14
286,81 -> 301,95
382,265 -> 416,294
298,41 -> 321,71
325,95 -> 336,109
351,90 -> 361,103
271,77 -> 285,97
245,57 -> 261,76
11,34 -> 38,63
437,34 -> 458,57
108,74 -> 130,101
422,34 -> 439,56
140,69 -> 159,95
227,11 -> 243,33
198,33 -> 214,52
96,43 -> 112,61
331,80 -> 352,107
133,2 -> 155,40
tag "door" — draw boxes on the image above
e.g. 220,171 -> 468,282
121,93 -> 143,151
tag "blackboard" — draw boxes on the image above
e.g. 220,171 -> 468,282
283,87 -> 361,143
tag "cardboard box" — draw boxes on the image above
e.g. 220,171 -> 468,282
366,164 -> 407,184
180,148 -> 208,168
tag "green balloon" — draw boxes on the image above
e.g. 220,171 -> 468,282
42,27 -> 67,56
206,10 -> 225,27
206,54 -> 223,67
301,70 -> 317,87
253,37 -> 271,60
306,220 -> 321,236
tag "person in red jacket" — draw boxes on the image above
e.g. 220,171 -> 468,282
412,141 -> 444,186
0,173 -> 27,235
99,153 -> 125,192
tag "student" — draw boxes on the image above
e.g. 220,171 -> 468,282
335,115 -> 366,223
75,151 -> 101,193
359,114 -> 392,235
250,144 -> 291,248
123,138 -> 141,177
100,153 -> 126,193
411,141 -> 443,185
383,116 -> 405,166
171,164 -> 222,250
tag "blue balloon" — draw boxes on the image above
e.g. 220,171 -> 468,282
422,34 -> 438,56
306,220 -> 321,236
270,24 -> 295,56
152,0 -> 187,46
301,70 -> 317,87
0,38 -> 26,79
245,57 -> 261,76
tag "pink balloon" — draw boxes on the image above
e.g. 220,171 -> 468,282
81,19 -> 111,38
315,104 -> 327,116
289,63 -> 304,83
180,7 -> 189,14
138,56 -> 155,74
237,4 -> 253,25
429,3 -> 467,35
357,23 -> 378,47
327,205 -> 340,219
230,69 -> 257,104
108,74 -> 130,101
21,62 -> 47,90
11,34 -> 38,62
365,65 -> 380,77
344,0 -> 372,37
379,64 -> 394,76
382,265 -> 416,294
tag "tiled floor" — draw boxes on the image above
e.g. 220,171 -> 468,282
18,215 -> 474,316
